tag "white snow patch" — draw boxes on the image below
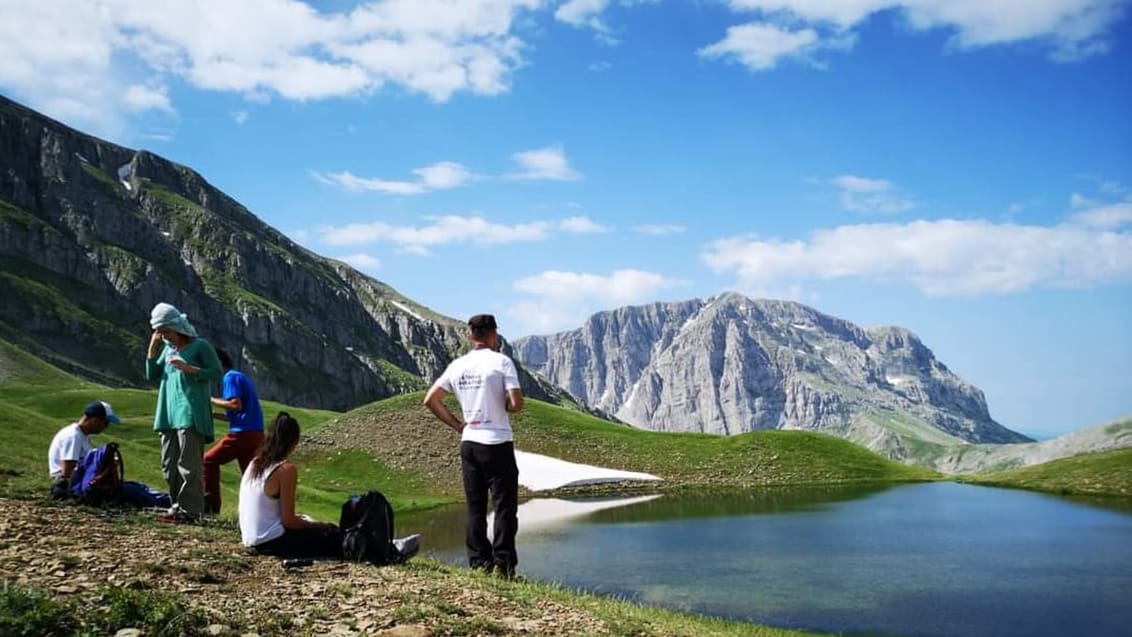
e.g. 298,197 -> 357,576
791,323 -> 816,331
886,375 -> 911,385
117,163 -> 132,191
515,450 -> 662,492
622,380 -> 640,410
390,299 -> 424,321
160,231 -> 172,238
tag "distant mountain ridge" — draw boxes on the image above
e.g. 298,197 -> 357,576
513,293 -> 1032,461
0,94 -> 561,410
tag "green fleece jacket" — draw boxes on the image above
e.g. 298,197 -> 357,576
145,338 -> 222,442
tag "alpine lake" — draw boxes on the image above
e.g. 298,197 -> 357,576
400,482 -> 1132,637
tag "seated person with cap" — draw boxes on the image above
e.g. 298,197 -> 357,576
47,401 -> 119,499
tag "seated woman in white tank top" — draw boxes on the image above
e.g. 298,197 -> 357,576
238,412 -> 341,558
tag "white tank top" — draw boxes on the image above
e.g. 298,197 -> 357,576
238,460 -> 286,546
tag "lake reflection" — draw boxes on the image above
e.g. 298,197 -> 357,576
402,483 -> 1132,637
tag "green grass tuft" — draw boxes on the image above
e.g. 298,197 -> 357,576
964,447 -> 1132,497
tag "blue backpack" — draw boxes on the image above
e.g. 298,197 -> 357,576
69,442 -> 123,505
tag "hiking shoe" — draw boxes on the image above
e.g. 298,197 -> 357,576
156,507 -> 199,525
393,534 -> 421,561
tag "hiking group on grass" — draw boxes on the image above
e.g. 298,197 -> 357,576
47,303 -> 522,575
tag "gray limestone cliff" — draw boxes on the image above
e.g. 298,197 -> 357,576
513,293 -> 1032,461
0,95 -> 557,410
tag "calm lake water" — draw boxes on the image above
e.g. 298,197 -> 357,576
401,482 -> 1132,637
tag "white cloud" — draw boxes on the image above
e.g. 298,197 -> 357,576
314,161 -> 474,195
712,1 -> 1127,66
702,215 -> 1132,296
338,253 -> 382,270
316,214 -> 608,252
832,174 -> 916,214
559,216 -> 610,233
316,147 -> 581,196
1068,200 -> 1132,230
724,1 -> 901,28
508,145 -> 582,181
555,0 -> 662,43
0,0 -> 544,135
588,60 -> 612,72
123,84 -> 175,114
556,0 -> 612,27
231,110 -> 249,124
314,170 -> 427,195
416,161 -> 475,189
698,22 -> 821,71
508,268 -> 688,334
635,223 -> 686,235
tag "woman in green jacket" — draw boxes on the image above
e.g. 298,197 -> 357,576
145,302 -> 222,522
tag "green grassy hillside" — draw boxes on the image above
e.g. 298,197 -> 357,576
964,447 -> 1132,497
308,392 -> 938,497
0,338 -> 351,520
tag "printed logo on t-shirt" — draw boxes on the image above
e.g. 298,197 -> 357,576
456,372 -> 483,390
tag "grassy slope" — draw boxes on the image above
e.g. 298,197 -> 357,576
964,447 -> 1132,497
0,338 -> 347,520
309,392 -> 938,498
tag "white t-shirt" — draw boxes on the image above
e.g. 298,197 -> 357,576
238,460 -> 286,547
433,348 -> 521,445
47,423 -> 93,479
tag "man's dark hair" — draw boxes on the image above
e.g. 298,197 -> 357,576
216,348 -> 233,369
467,314 -> 498,339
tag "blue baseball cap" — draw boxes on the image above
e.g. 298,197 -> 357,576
84,401 -> 120,425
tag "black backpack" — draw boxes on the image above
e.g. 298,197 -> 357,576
339,490 -> 399,565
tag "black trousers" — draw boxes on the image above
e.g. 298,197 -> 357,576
50,477 -> 70,501
461,441 -> 519,572
254,525 -> 342,559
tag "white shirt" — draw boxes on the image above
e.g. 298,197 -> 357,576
238,460 -> 286,546
433,348 -> 521,445
47,423 -> 92,479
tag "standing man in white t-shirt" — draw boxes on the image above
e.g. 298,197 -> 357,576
424,314 -> 524,578
47,400 -> 120,499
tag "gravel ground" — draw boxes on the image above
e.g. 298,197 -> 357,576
0,498 -> 610,636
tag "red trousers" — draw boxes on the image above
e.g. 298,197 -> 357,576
203,431 -> 264,514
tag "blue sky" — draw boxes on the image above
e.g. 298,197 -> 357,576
2,0 -> 1130,438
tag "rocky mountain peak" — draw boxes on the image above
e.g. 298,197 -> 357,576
513,293 -> 1030,461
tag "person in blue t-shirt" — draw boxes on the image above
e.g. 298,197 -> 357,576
204,348 -> 265,514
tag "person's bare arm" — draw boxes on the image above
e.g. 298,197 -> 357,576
60,460 -> 77,480
423,386 -> 463,433
211,396 -> 242,411
274,464 -> 330,530
505,388 -> 524,413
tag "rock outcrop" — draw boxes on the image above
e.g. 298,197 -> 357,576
513,293 -> 1032,461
